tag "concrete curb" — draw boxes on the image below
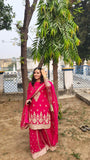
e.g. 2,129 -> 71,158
75,92 -> 90,105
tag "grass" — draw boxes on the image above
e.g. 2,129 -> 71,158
84,119 -> 89,123
71,152 -> 80,159
79,116 -> 83,120
72,110 -> 78,115
67,111 -> 73,115
82,110 -> 85,115
58,103 -> 62,120
63,108 -> 69,114
66,119 -> 73,122
68,128 -> 78,137
8,98 -> 11,101
3,152 -> 9,155
60,132 -> 66,136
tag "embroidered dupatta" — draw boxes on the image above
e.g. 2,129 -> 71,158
47,81 -> 58,146
20,81 -> 58,146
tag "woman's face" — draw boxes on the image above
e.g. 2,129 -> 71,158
34,69 -> 41,81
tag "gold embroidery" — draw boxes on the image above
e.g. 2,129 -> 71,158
29,112 -> 51,129
39,118 -> 43,123
34,91 -> 40,102
32,84 -> 44,98
29,123 -> 51,130
32,146 -> 47,159
46,82 -> 51,87
33,112 -> 37,123
44,79 -> 51,87
50,104 -> 54,112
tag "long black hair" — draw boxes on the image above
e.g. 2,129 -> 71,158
31,67 -> 44,86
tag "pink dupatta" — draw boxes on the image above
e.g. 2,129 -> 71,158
47,81 -> 58,146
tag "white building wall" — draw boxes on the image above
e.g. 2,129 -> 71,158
16,58 -> 39,71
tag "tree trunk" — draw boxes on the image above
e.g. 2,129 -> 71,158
53,59 -> 58,99
38,56 -> 44,68
48,62 -> 50,79
21,29 -> 28,105
18,0 -> 38,105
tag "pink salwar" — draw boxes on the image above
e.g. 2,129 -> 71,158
29,128 -> 56,159
20,80 -> 58,159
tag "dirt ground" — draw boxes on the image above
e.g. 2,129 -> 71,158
0,94 -> 90,160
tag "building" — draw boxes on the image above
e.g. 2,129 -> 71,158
16,58 -> 39,72
0,58 -> 12,70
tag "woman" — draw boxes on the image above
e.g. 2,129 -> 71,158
20,67 -> 58,159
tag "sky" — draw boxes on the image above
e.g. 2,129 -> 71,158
0,0 -> 37,59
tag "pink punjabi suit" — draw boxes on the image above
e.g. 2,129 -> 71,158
20,80 -> 58,159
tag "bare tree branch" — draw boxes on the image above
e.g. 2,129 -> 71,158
23,0 -> 38,29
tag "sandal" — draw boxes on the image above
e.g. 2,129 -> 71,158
80,126 -> 87,132
84,125 -> 90,131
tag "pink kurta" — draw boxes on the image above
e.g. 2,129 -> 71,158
28,82 -> 51,130
20,80 -> 58,159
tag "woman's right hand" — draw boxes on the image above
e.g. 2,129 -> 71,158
26,99 -> 32,105
41,69 -> 47,79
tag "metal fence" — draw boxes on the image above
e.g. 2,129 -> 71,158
73,74 -> 90,88
58,65 -> 90,89
73,66 -> 90,89
0,65 -> 90,93
74,65 -> 90,75
58,70 -> 64,89
3,71 -> 23,93
3,71 -> 34,93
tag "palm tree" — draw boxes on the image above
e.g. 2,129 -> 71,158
32,0 -> 81,97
